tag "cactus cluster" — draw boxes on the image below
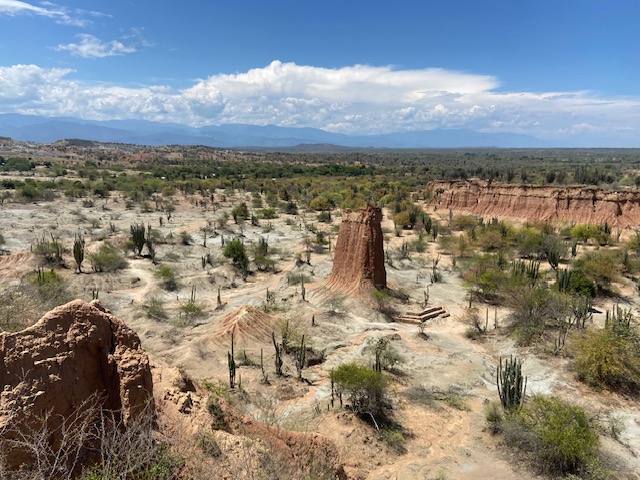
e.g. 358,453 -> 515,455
511,259 -> 540,284
496,355 -> 527,412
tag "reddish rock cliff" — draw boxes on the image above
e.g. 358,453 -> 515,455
325,206 -> 386,294
427,180 -> 640,228
0,299 -> 153,469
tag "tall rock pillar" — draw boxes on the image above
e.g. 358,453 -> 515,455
325,206 -> 386,294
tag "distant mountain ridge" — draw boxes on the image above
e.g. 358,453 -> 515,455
0,113 -> 550,148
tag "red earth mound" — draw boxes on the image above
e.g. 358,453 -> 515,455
0,299 -> 153,469
212,305 -> 275,346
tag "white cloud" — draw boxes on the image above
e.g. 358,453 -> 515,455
55,34 -> 139,58
1,61 -> 640,142
0,0 -> 102,26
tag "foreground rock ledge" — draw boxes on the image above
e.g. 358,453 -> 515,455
0,299 -> 153,469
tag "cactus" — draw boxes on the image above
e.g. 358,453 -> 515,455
217,286 -> 222,307
130,223 -> 146,256
260,348 -> 269,384
300,276 -> 306,301
400,241 -> 410,260
228,329 -> 236,389
546,246 -> 560,270
496,355 -> 527,412
35,266 -> 44,286
272,331 -> 283,376
553,316 -> 574,355
373,349 -> 382,373
511,259 -> 540,285
556,268 -> 572,293
73,234 -> 85,273
295,335 -> 306,379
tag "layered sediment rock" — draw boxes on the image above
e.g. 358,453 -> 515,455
428,180 -> 640,228
0,299 -> 153,469
325,206 -> 386,294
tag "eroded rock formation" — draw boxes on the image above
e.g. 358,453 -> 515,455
428,180 -> 640,228
0,299 -> 153,469
325,206 -> 386,294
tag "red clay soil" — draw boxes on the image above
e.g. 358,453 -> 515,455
0,299 -> 153,469
427,179 -> 640,227
211,305 -> 275,346
324,206 -> 386,295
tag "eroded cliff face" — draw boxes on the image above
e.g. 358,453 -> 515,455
325,206 -> 386,294
427,180 -> 640,228
0,299 -> 153,469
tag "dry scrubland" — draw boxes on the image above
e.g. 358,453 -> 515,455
1,145 -> 640,479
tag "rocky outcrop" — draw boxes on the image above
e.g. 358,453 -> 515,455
0,299 -> 153,469
325,206 -> 386,294
428,180 -> 640,228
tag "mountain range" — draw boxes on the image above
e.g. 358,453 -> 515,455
0,113 -> 554,149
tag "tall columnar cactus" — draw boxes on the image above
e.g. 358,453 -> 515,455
73,233 -> 85,273
556,268 -> 572,293
295,334 -> 306,379
272,331 -> 283,376
228,330 -> 236,389
130,222 -> 146,256
496,355 -> 527,412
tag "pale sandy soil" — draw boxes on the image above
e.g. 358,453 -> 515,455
1,191 -> 639,479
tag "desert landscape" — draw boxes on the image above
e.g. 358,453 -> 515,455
1,142 -> 640,479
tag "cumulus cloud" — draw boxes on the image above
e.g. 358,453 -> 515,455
55,34 -> 140,58
0,61 -> 639,141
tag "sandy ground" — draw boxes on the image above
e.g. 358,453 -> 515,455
1,191 -> 639,479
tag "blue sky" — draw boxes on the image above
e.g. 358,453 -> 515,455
1,0 -> 639,144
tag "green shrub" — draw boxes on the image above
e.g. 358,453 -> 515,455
195,429 -> 222,458
179,230 -> 192,245
223,238 -> 249,273
141,295 -> 168,321
572,250 -> 622,293
89,243 -> 127,272
501,394 -> 601,476
507,286 -> 570,345
155,265 -> 178,291
330,363 -> 387,421
366,337 -> 405,373
574,318 -> 640,394
231,202 -> 249,222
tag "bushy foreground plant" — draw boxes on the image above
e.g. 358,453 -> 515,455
490,394 -> 604,478
330,363 -> 388,424
574,307 -> 640,395
89,243 -> 128,272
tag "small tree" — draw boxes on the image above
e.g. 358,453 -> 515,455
224,238 -> 249,276
330,363 -> 388,427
